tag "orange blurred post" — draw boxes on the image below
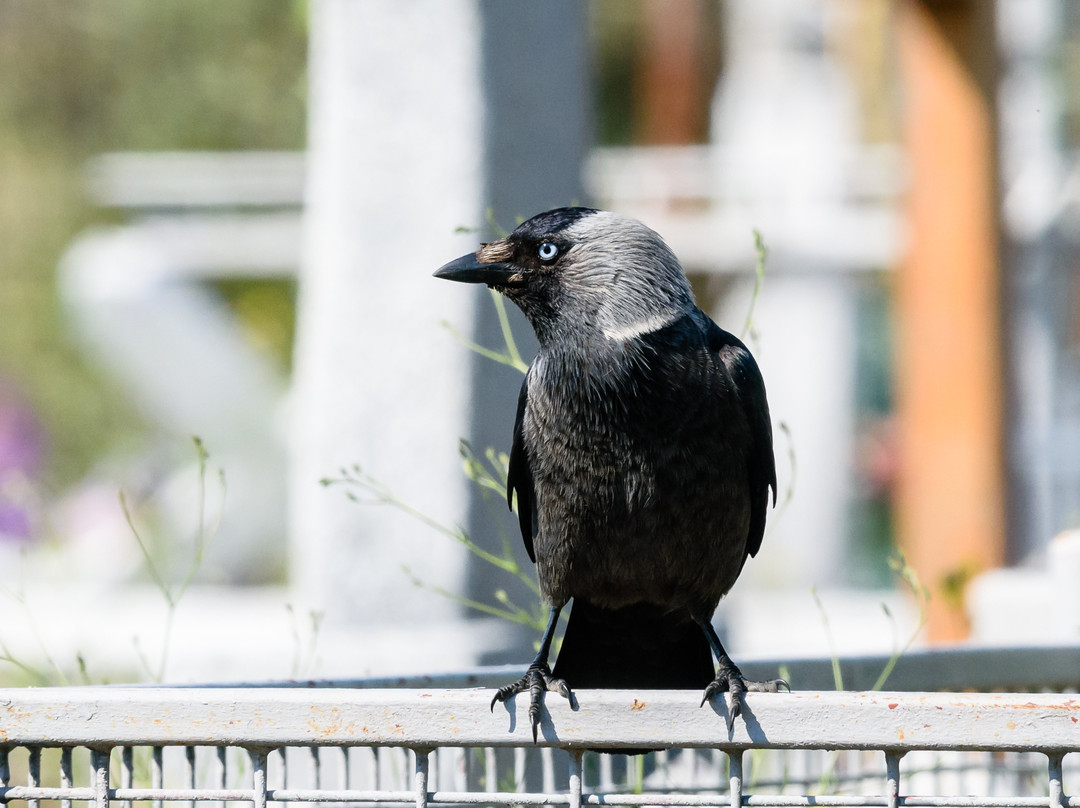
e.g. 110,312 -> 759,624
895,0 -> 1006,641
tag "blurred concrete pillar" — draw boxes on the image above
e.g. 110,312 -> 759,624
895,0 -> 1005,641
463,0 -> 589,662
291,0 -> 511,673
710,0 -> 861,592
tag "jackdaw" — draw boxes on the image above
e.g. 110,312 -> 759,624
435,207 -> 786,740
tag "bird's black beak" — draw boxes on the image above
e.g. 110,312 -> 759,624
434,252 -> 519,286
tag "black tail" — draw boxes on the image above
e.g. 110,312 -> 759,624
552,599 -> 715,689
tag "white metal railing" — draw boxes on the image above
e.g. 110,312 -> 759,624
0,688 -> 1077,808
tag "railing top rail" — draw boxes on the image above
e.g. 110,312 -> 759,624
1,688 -> 1076,753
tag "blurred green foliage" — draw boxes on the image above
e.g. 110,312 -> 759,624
0,0 -> 307,491
590,0 -> 640,146
0,1 -> 307,153
213,279 -> 299,373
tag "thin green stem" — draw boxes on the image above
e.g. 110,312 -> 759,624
741,229 -> 768,341
328,471 -> 523,574
441,320 -> 526,370
871,551 -> 930,691
810,586 -> 844,692
489,289 -> 529,374
119,491 -> 175,609
404,572 -> 545,629
121,436 -> 225,682
0,652 -> 45,681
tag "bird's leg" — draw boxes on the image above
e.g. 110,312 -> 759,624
694,616 -> 790,733
490,606 -> 572,742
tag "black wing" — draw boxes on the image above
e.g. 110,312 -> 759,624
707,319 -> 777,559
506,374 -> 537,563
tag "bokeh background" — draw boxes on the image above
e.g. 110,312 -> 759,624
1,0 -> 1079,685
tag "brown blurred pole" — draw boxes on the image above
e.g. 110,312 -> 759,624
895,0 -> 1006,641
638,0 -> 706,144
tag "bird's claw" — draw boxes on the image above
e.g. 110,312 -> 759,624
753,677 -> 791,693
490,662 -> 572,743
700,671 -> 790,734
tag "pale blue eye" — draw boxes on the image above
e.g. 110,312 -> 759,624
538,242 -> 559,261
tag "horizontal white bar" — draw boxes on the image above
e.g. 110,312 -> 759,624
591,796 -> 880,807
0,788 -> 1072,808
0,689 -> 1077,752
0,787 -> 98,801
85,152 -> 306,208
276,790 -> 568,806
898,800 -> 1053,808
0,787 -> 569,806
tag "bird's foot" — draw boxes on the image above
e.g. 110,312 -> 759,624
700,662 -> 790,734
490,662 -> 573,742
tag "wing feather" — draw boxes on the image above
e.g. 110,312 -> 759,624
507,374 -> 537,563
707,320 -> 777,559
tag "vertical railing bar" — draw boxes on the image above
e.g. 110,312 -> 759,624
653,749 -> 668,790
773,747 -> 781,799
413,748 -> 430,808
729,751 -> 743,808
514,747 -> 526,794
60,747 -> 74,808
541,747 -> 555,796
151,746 -> 164,808
885,751 -> 903,808
931,750 -> 942,798
216,747 -> 227,808
1049,753 -> 1066,808
599,753 -> 613,792
293,746 -> 303,808
250,748 -> 269,808
457,747 -> 469,793
270,747 -> 284,792
484,747 -> 497,793
0,747 -> 8,789
91,747 -> 111,808
185,746 -> 197,808
441,748 -> 452,798
430,748 -> 439,794
27,745 -> 41,808
278,747 -> 291,808
310,745 -> 321,791
120,747 -> 133,808
281,746 -> 290,799
568,750 -> 583,808
457,746 -> 468,794
343,747 -> 352,792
